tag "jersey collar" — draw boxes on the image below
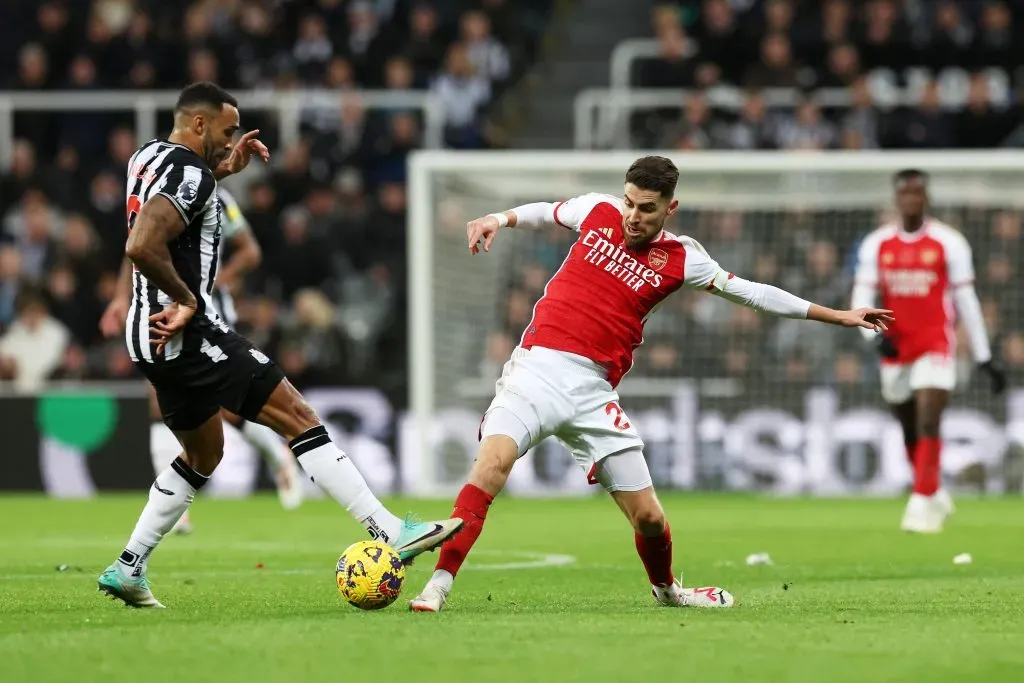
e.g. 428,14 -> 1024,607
896,218 -> 931,242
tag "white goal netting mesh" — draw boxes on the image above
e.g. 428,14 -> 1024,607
409,154 -> 1024,497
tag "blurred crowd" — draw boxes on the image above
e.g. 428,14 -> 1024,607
4,0 -> 1024,401
0,0 -> 553,398
481,205 -> 1024,390
635,0 -> 1024,150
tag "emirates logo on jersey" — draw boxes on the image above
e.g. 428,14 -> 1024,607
648,248 -> 669,272
883,269 -> 939,296
580,231 -> 665,292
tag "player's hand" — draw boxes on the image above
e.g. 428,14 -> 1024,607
978,360 -> 1007,395
836,307 -> 895,332
467,214 -> 502,255
215,130 -> 270,179
876,335 -> 899,359
99,297 -> 129,338
148,302 -> 196,356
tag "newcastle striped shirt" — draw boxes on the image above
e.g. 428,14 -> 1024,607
124,140 -> 229,363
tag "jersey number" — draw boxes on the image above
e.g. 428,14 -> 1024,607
126,194 -> 141,232
604,402 -> 631,431
200,339 -> 227,363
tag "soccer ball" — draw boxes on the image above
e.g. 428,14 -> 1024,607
336,540 -> 406,610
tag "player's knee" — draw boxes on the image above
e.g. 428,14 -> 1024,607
182,449 -> 222,477
917,416 -> 941,438
290,397 -> 319,427
470,437 -> 518,492
219,409 -> 244,428
279,396 -> 321,441
631,503 -> 666,537
617,488 -> 666,536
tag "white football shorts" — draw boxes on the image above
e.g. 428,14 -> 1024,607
880,353 -> 956,404
479,346 -> 650,492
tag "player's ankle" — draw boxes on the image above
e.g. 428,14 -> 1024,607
429,569 -> 454,591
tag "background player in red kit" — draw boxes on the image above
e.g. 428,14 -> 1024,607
852,169 -> 1005,534
409,156 -> 894,612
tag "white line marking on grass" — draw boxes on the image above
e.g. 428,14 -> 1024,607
0,550 -> 577,581
462,550 -> 576,571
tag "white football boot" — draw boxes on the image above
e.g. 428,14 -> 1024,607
653,578 -> 735,608
408,582 -> 450,613
900,492 -> 949,533
934,488 -> 956,516
97,563 -> 165,608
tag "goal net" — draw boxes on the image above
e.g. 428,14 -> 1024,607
406,151 -> 1024,497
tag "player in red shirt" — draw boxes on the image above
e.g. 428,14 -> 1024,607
852,169 -> 1005,533
409,156 -> 893,612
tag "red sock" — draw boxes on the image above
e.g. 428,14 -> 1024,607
904,440 -> 917,467
435,484 -> 494,578
912,437 -> 941,496
635,524 -> 674,587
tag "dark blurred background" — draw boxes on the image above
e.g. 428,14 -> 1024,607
1,0 -> 1023,411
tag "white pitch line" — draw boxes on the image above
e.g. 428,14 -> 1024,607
0,550 -> 576,581
462,551 -> 576,571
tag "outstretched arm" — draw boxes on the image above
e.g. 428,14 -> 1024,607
850,282 -> 878,340
683,237 -> 892,332
850,234 -> 883,341
711,274 -> 890,331
467,194 -> 611,254
496,203 -> 558,229
467,203 -> 559,254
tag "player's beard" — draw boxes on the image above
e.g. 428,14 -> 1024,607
203,131 -> 224,168
623,219 -> 663,250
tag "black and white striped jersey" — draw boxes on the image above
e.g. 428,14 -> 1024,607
208,187 -> 248,329
124,139 -> 229,363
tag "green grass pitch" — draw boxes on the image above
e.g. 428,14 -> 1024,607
1,494 -> 1023,683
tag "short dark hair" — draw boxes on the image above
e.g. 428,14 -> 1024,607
625,156 -> 679,198
15,284 -> 47,314
893,168 -> 928,187
174,82 -> 237,114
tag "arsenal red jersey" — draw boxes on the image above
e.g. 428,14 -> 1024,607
520,193 -> 729,387
854,219 -> 975,364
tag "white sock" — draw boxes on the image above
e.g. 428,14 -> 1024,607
429,569 -> 454,591
289,425 -> 402,543
150,422 -> 181,476
118,456 -> 208,577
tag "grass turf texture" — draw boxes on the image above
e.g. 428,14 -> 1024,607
1,495 -> 1022,683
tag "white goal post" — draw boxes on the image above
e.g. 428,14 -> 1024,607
406,151 -> 1024,497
